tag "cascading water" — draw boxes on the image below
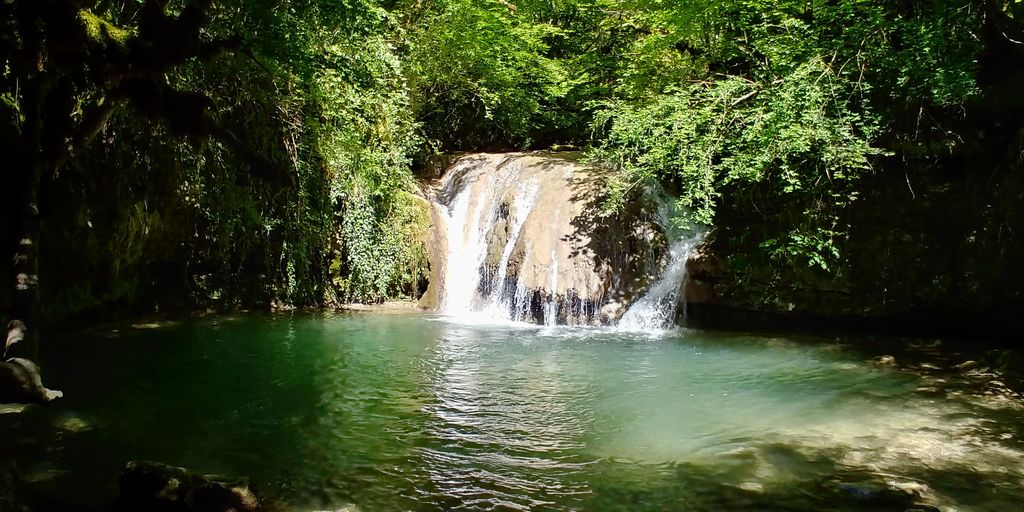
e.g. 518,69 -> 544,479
437,155 -> 544,321
432,153 -> 703,330
544,248 -> 560,326
618,193 -> 704,331
616,234 -> 703,331
438,170 -> 494,315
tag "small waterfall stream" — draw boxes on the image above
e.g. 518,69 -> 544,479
438,156 -> 544,320
616,234 -> 703,331
433,153 -> 703,330
616,191 -> 704,331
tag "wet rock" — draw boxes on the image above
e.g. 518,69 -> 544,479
426,152 -> 671,324
955,360 -> 980,371
683,278 -> 714,304
598,301 -> 626,324
116,461 -> 261,512
872,355 -> 897,368
0,358 -> 62,404
914,386 -> 946,397
418,194 -> 449,311
683,246 -> 723,306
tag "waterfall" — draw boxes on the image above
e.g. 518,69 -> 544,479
543,248 -> 560,326
618,192 -> 704,332
617,233 -> 703,331
432,153 -> 703,329
438,168 -> 493,314
437,155 -> 543,321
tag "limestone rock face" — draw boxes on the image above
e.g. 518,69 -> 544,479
423,152 -> 669,324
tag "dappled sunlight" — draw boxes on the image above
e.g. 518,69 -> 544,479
130,320 -> 179,330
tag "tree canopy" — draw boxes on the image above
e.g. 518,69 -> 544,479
2,0 -> 1023,326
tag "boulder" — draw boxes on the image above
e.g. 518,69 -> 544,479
0,358 -> 62,404
426,152 -> 669,324
116,461 -> 261,512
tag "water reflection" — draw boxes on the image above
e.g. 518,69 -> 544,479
417,321 -> 1024,511
420,324 -> 595,509
12,313 -> 1024,512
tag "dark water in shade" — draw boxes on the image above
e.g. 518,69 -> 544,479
6,312 -> 1024,511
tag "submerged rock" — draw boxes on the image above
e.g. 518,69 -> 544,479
737,482 -> 764,493
955,360 -> 980,371
914,386 -> 945,397
0,403 -> 33,415
837,481 -> 915,505
116,461 -> 261,512
872,355 -> 897,368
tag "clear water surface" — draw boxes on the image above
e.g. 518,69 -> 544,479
12,312 -> 1024,511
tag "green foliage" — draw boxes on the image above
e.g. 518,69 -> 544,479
302,23 -> 422,303
172,0 -> 430,307
590,0 -> 984,272
404,0 -> 572,150
335,190 -> 430,303
3,0 -> 1009,321
8,0 -> 432,317
78,9 -> 133,49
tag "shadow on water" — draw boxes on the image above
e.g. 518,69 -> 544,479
578,443 -> 1010,512
2,313 -> 334,511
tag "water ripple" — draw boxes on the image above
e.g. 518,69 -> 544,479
28,313 -> 1024,512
